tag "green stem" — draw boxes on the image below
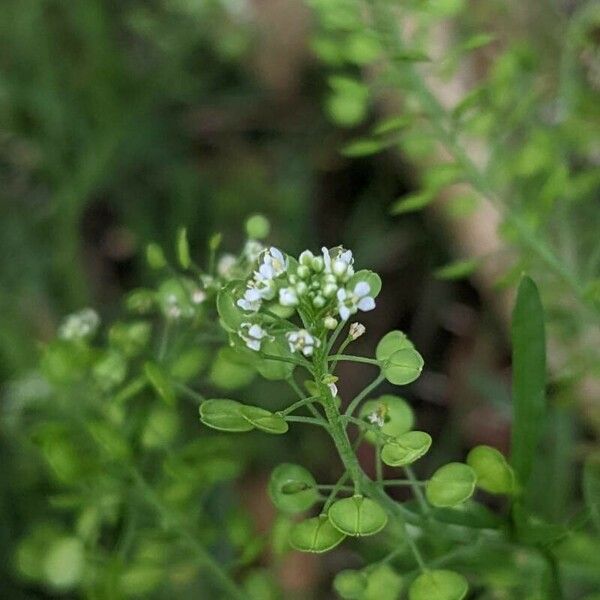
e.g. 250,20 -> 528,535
284,415 -> 329,428
328,354 -> 381,366
405,465 -> 431,517
281,395 -> 319,415
287,377 -> 324,420
345,372 -> 386,417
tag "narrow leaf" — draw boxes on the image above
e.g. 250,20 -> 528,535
510,276 -> 546,487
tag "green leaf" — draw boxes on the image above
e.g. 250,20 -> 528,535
241,406 -> 289,434
381,431 -> 432,467
390,191 -> 435,215
342,138 -> 385,157
176,227 -> 191,269
289,515 -> 346,553
584,457 -> 600,535
409,569 -> 468,600
467,445 -> 515,495
199,399 -> 254,433
268,463 -> 319,514
372,115 -> 411,136
255,337 -> 295,381
383,349 -> 424,385
434,258 -> 479,281
328,495 -> 388,537
510,276 -> 546,488
426,463 -> 477,508
376,330 -> 415,362
359,394 -> 415,444
209,347 -> 255,390
334,570 -> 366,599
393,49 -> 431,62
144,362 -> 175,406
462,33 -> 496,51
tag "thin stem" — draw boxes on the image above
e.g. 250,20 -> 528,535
317,484 -> 355,492
330,335 -> 353,373
328,354 -> 381,366
383,479 -> 426,487
259,352 -> 312,370
281,395 -> 318,415
405,465 -> 431,517
326,320 -> 347,354
323,472 -> 351,511
287,377 -> 323,420
345,372 -> 386,418
284,415 -> 329,428
157,319 -> 171,362
176,383 -> 206,405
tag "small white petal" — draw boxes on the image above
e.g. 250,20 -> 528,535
357,296 -> 375,312
336,288 -> 347,301
247,339 -> 261,351
354,281 -> 371,297
339,305 -> 351,321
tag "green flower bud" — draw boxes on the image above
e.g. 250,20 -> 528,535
245,214 -> 270,239
313,295 -> 326,308
299,250 -> 315,267
324,316 -> 338,329
297,265 -> 310,279
312,257 -> 324,272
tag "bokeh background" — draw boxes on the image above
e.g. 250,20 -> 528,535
1,0 -> 599,598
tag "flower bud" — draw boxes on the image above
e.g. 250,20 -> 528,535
297,265 -> 310,279
349,322 -> 366,340
312,295 -> 326,308
324,316 -> 338,330
332,259 -> 348,277
299,250 -> 315,267
323,283 -> 338,298
295,281 -> 308,295
311,257 -> 324,272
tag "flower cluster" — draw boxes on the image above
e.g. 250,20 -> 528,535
58,308 -> 100,341
234,246 -> 376,352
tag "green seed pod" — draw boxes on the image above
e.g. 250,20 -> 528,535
199,399 -> 254,432
383,349 -> 424,385
216,282 -> 246,332
333,569 -> 367,599
426,463 -> 477,508
466,445 -> 516,495
328,495 -> 388,537
376,330 -> 415,362
241,406 -> 288,434
359,394 -> 415,444
146,243 -> 166,269
209,347 -> 255,390
364,564 -> 403,600
268,463 -> 319,513
245,214 -> 271,239
255,338 -> 295,381
43,536 -> 85,591
349,270 -> 382,298
289,515 -> 346,553
381,431 -> 432,467
409,569 -> 468,600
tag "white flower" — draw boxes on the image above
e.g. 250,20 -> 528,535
367,411 -> 385,428
349,322 -> 366,340
217,254 -> 237,278
279,287 -> 299,307
238,322 -> 270,351
165,295 -> 183,320
192,289 -> 207,304
252,272 -> 277,300
260,247 -> 287,278
237,288 -> 262,312
332,249 -> 354,278
321,247 -> 332,273
58,308 -> 100,340
337,282 -> 375,321
244,240 -> 264,262
286,329 -> 321,356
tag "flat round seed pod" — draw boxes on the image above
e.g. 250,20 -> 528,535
199,399 -> 254,432
426,463 -> 477,508
289,515 -> 346,553
383,349 -> 424,386
409,569 -> 468,600
268,463 -> 319,513
359,395 -> 415,444
381,431 -> 432,467
241,405 -> 289,434
328,495 -> 388,537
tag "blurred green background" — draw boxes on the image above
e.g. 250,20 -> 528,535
1,0 -> 599,598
